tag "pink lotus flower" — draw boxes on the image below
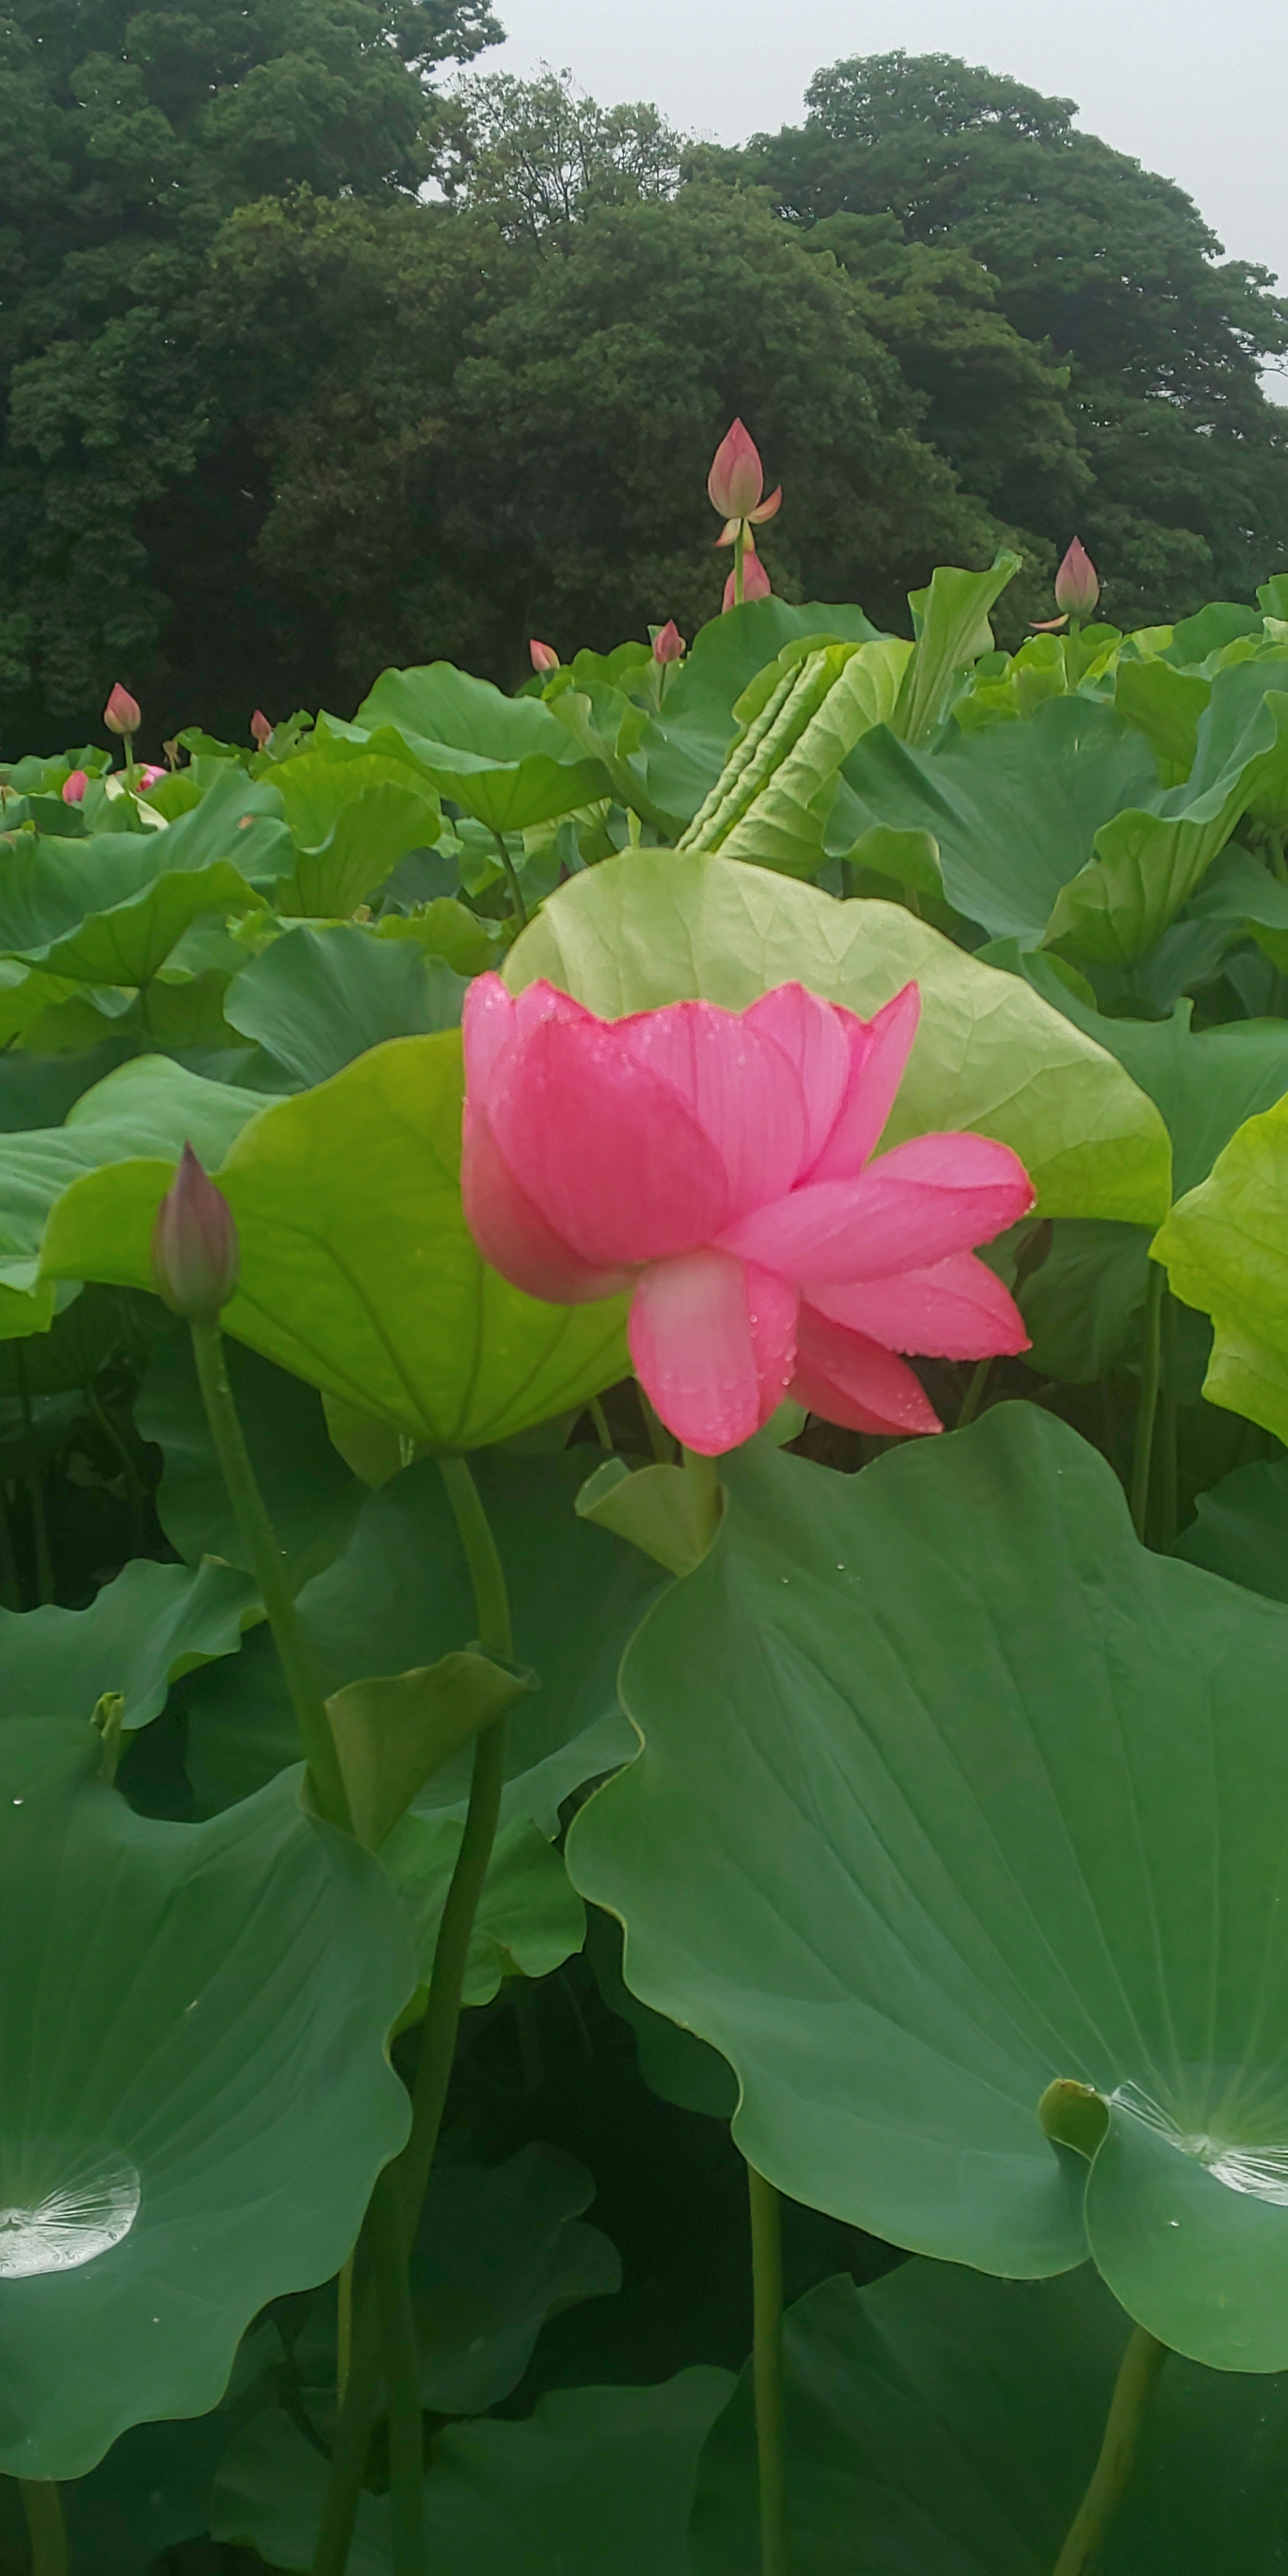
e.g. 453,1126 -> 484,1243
152,1142 -> 239,1316
104,683 -> 140,736
461,975 -> 1034,1455
529,639 -> 560,674
653,620 -> 685,665
138,763 -> 166,789
251,709 -> 273,749
723,551 -> 772,612
62,769 -> 89,805
1054,537 -> 1099,620
707,420 -> 782,534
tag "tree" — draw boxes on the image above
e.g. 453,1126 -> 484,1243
0,0 -> 499,746
434,64 -> 685,241
737,51 -> 1288,621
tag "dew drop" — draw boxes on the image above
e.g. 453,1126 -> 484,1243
0,2155 -> 140,2277
11,1799 -> 21,1808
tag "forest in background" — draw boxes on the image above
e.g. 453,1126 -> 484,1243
2,0 -> 1287,751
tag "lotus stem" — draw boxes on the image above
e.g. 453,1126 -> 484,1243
368,2171 -> 425,2576
734,523 -> 747,608
1051,2323 -> 1167,2575
490,827 -> 528,929
188,1312 -> 353,1833
1129,1263 -> 1165,1542
747,2163 -> 790,2576
957,1357 -> 992,1428
19,2481 -> 68,2576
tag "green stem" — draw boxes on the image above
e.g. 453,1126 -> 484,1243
1159,1291 -> 1179,1553
368,2172 -> 425,2576
14,1348 -> 53,1605
336,2250 -> 354,2408
734,523 -> 747,608
189,1312 -> 352,1832
589,1397 -> 614,1453
19,2481 -> 68,2576
0,1484 -> 19,1612
490,828 -> 528,930
638,1385 -> 677,1465
682,1446 -> 723,1551
1129,1264 -> 1165,1543
311,1456 -> 514,2576
747,2165 -> 789,2576
1051,2325 -> 1167,2575
957,1357 -> 992,1429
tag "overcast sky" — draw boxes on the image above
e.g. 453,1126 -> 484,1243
486,0 -> 1288,400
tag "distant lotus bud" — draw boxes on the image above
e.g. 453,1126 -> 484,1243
1054,538 -> 1099,620
103,683 -> 141,736
652,620 -> 685,665
250,709 -> 273,749
138,763 -> 166,788
62,769 -> 89,805
529,639 -> 559,674
151,1143 -> 239,1316
708,419 -> 765,521
722,551 -> 773,613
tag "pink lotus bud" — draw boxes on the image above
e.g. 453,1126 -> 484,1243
722,551 -> 773,612
529,640 -> 560,674
104,683 -> 141,737
1028,616 -> 1069,634
138,763 -> 166,788
1054,538 -> 1099,620
250,710 -> 273,749
151,1142 -> 240,1316
460,972 -> 1033,1456
653,621 -> 685,665
62,769 -> 89,805
708,419 -> 766,521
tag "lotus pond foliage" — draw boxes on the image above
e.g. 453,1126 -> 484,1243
6,424 -> 1288,2576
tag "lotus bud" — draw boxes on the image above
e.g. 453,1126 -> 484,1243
62,769 -> 88,805
529,639 -> 559,674
250,709 -> 272,749
151,1143 -> 240,1316
103,682 -> 141,737
708,418 -> 766,521
138,763 -> 166,788
1054,538 -> 1099,620
723,551 -> 773,613
652,621 -> 685,665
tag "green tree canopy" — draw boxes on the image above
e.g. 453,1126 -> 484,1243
735,49 -> 1288,621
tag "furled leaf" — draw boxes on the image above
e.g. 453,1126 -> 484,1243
693,2260 -> 1288,2575
505,849 -> 1171,1223
569,1407 -> 1288,2365
40,1033 -> 630,1448
213,2369 -> 733,2574
638,598 -> 882,823
0,1556 -> 259,1732
892,550 -> 1021,745
327,1651 -> 531,1851
0,1725 -> 412,2478
689,639 -> 913,878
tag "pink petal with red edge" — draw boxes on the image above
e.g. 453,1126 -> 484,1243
791,1308 -> 942,1436
805,983 -> 921,1183
629,1252 -> 797,1457
620,1002 -> 808,1216
809,1251 -> 1030,1359
486,1014 -> 732,1270
743,985 -> 851,1170
723,1131 -> 1034,1286
462,1110 -> 627,1305
747,487 -> 783,525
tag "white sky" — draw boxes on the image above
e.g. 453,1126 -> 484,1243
487,0 -> 1288,401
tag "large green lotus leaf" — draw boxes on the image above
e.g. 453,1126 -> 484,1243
693,2261 -> 1288,2575
40,1032 -> 631,1446
892,549 -> 1020,746
1114,656 -> 1212,783
1044,682 -> 1288,962
841,697 -> 1159,938
353,662 -> 607,832
0,1055 -> 272,1338
569,1406 -> 1288,2363
136,1330 -> 362,1591
223,922 -> 464,1089
0,1556 -> 259,1731
505,849 -> 1171,1223
638,599 -> 883,822
293,2142 -> 619,2425
213,2369 -> 733,2574
182,1449 -> 652,1817
270,752 -> 441,915
1174,1454 -> 1288,1602
0,961 -> 77,1047
0,1724 -> 413,2478
588,1909 -> 740,2121
1154,1095 -> 1288,1444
